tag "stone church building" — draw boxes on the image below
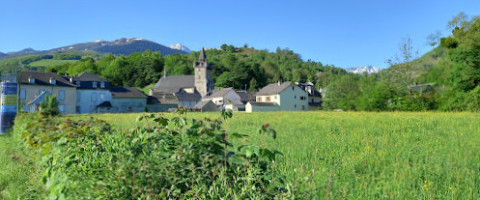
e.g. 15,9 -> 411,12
148,48 -> 214,111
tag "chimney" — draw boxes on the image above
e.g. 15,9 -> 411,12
277,81 -> 281,86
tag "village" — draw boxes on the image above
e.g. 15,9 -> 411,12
16,48 -> 323,114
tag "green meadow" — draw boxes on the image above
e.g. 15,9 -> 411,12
2,111 -> 480,199
28,59 -> 78,67
91,111 -> 480,199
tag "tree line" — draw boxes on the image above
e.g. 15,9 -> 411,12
323,13 -> 480,111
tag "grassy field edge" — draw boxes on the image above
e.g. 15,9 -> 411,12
0,114 -> 45,199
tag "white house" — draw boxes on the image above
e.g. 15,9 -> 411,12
200,87 -> 245,111
68,72 -> 113,114
296,82 -> 322,110
246,82 -> 308,112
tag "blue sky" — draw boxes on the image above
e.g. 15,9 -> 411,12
0,0 -> 478,68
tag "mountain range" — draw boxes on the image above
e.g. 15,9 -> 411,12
346,66 -> 383,74
0,38 -> 189,60
169,43 -> 191,53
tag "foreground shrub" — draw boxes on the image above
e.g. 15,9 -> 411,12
22,111 -> 290,199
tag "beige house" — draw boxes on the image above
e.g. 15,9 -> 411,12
246,82 -> 308,112
19,71 -> 77,114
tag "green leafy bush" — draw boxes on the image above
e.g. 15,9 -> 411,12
39,95 -> 60,116
22,111 -> 290,199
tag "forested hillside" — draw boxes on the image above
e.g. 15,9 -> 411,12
323,13 -> 480,111
43,46 -> 346,90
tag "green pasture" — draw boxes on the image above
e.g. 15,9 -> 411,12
88,111 -> 480,199
28,59 -> 78,67
2,111 -> 480,199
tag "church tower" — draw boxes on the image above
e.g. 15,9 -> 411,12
194,47 -> 214,96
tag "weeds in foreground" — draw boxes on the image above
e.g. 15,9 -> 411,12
21,110 -> 295,199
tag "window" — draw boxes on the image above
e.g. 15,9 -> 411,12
294,104 -> 297,108
300,96 -> 306,100
274,96 -> 277,99
58,105 -> 66,113
100,82 -> 105,88
92,82 -> 97,88
266,97 -> 271,101
20,89 -> 26,100
302,105 -> 305,110
58,90 -> 65,101
257,97 -> 262,102
294,95 -> 296,99
189,101 -> 193,107
76,81 -> 81,87
292,86 -> 294,90
49,78 -> 56,85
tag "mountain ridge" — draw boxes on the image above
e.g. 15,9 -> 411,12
0,38 -> 189,60
169,43 -> 191,53
346,66 -> 383,74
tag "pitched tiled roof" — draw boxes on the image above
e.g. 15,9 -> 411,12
207,88 -> 234,98
175,89 -> 202,101
256,82 -> 293,95
71,72 -> 107,82
110,87 -> 147,98
19,71 -> 76,87
198,47 -> 206,61
148,94 -> 179,105
193,100 -> 213,109
296,83 -> 322,97
237,92 -> 256,102
152,75 -> 194,94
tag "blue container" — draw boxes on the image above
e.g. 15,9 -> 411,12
0,82 -> 17,134
0,113 -> 16,133
1,105 -> 17,113
1,82 -> 17,95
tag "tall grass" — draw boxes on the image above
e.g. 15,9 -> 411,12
0,116 -> 44,199
3,111 -> 480,198
94,111 -> 480,199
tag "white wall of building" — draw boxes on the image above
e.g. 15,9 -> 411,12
278,85 -> 309,111
76,89 -> 112,114
255,85 -> 308,111
210,90 -> 243,106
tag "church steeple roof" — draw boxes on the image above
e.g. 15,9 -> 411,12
198,47 -> 206,61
